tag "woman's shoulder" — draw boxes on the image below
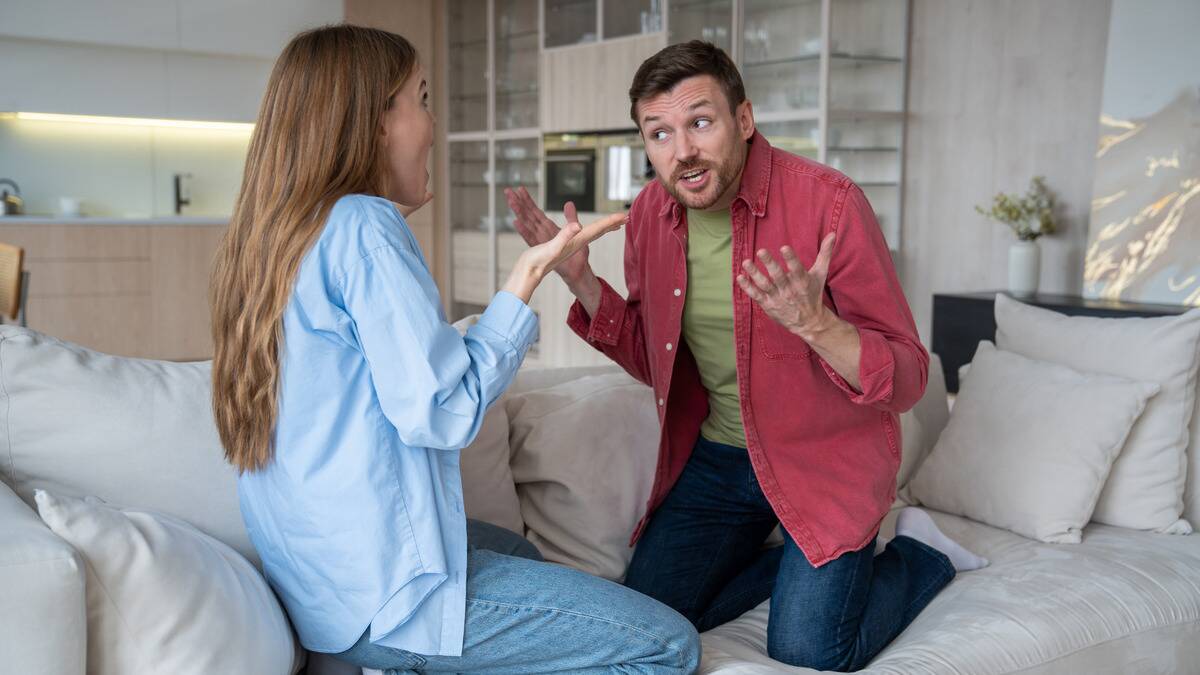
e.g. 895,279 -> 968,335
323,193 -> 416,254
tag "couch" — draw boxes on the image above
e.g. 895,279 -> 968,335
1,323 -> 1198,675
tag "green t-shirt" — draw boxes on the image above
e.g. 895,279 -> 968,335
682,208 -> 746,448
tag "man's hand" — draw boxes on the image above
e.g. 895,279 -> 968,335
736,233 -> 837,340
504,187 -> 593,287
737,232 -> 862,391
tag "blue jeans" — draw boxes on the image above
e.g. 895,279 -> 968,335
624,436 -> 955,672
335,520 -> 700,674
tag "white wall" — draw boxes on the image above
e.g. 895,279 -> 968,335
899,0 -> 1113,344
0,0 -> 344,217
0,0 -> 343,121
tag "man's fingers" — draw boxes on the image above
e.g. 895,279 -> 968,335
564,201 -> 578,224
740,258 -> 775,293
779,246 -> 805,275
811,233 -> 836,278
757,248 -> 787,284
736,274 -> 767,304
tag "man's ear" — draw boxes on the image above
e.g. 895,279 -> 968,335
737,99 -> 755,141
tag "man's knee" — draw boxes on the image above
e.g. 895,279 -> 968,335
766,632 -> 862,672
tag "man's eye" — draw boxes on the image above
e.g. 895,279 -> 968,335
652,130 -> 668,141
695,118 -> 711,129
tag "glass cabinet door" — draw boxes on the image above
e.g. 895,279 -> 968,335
741,0 -> 822,115
827,0 -> 907,249
493,137 -> 541,291
604,0 -> 662,39
448,0 -> 489,133
668,0 -> 732,52
545,0 -> 598,47
495,0 -> 540,130
828,0 -> 906,112
755,119 -> 819,160
450,140 -> 493,316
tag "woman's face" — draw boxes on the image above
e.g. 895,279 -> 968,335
381,65 -> 434,207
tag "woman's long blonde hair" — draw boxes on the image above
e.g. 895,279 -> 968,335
211,25 -> 417,473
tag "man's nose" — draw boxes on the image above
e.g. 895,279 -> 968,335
673,134 -> 698,163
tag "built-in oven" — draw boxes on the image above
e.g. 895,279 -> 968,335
544,138 -> 596,212
544,132 -> 653,214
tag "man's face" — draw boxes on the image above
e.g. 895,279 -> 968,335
636,75 -> 754,212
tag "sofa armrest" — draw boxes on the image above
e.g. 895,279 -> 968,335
0,480 -> 87,675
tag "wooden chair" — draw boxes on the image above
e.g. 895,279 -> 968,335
0,242 -> 28,327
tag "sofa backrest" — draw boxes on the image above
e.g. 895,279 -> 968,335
0,324 -> 954,575
0,327 -> 255,566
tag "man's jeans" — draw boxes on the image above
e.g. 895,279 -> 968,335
335,520 -> 700,674
624,436 -> 955,672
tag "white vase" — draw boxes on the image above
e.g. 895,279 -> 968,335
1008,239 -> 1041,297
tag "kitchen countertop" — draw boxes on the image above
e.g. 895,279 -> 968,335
0,215 -> 229,226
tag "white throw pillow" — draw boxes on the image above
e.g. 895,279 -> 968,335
506,373 -> 660,581
995,294 -> 1200,533
0,327 -> 254,564
34,490 -> 301,675
906,342 -> 1159,543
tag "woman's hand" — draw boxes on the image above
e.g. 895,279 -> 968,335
505,188 -> 593,287
502,210 -> 627,303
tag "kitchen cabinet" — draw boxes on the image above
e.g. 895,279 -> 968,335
544,0 -> 664,47
540,32 -> 665,132
0,221 -> 226,361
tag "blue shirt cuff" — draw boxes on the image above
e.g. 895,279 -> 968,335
476,291 -> 539,357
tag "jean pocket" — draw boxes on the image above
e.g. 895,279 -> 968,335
754,305 -> 813,360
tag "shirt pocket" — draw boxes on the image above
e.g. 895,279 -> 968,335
753,305 -> 813,360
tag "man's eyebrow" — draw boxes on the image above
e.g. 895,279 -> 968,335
641,98 -> 715,125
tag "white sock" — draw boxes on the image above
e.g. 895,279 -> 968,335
896,507 -> 989,572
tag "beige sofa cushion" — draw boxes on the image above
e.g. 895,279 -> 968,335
908,342 -> 1159,543
507,372 -> 659,580
996,294 -> 1200,533
0,327 -> 255,564
0,479 -> 86,675
506,356 -> 952,579
35,490 -> 301,675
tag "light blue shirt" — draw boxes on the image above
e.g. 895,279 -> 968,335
237,194 -> 538,656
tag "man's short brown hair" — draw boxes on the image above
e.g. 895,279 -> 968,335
629,40 -> 746,127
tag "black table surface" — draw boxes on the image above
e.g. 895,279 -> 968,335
930,291 -> 1192,393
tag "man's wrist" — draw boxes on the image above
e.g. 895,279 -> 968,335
792,308 -> 845,346
565,267 -> 603,316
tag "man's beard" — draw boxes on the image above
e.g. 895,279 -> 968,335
661,145 -> 746,210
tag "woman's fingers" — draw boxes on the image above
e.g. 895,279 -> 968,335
557,212 -> 626,260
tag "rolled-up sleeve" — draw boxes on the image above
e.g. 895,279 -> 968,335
821,184 -> 927,412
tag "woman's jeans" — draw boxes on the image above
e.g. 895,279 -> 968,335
335,520 -> 700,674
624,436 -> 955,672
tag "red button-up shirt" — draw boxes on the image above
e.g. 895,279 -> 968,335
567,131 -> 928,566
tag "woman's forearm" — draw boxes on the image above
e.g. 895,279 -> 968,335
501,262 -> 542,304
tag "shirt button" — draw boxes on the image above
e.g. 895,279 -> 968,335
665,342 -> 673,351
674,289 -> 681,296
658,398 -> 664,406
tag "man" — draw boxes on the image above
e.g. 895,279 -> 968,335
505,41 -> 986,671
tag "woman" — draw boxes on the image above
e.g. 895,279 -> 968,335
210,25 -> 700,674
